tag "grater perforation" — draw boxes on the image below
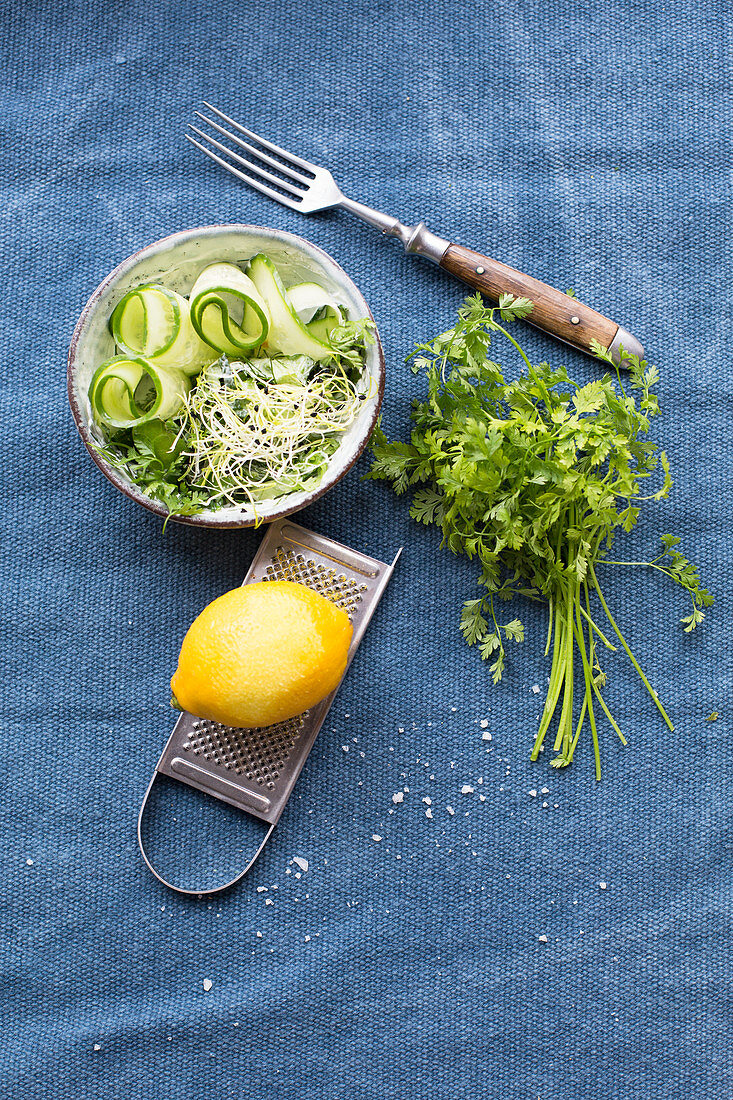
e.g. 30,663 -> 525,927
180,712 -> 306,787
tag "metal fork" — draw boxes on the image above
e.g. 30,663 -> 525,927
187,103 -> 642,363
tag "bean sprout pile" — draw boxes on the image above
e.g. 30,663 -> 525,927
181,358 -> 368,508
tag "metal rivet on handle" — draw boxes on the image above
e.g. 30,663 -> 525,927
571,315 -> 580,325
475,266 -> 485,274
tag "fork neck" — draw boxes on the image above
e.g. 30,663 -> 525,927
339,197 -> 450,264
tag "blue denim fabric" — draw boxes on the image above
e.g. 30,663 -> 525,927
1,0 -> 731,1096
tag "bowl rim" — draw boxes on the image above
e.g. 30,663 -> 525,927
67,223 -> 385,529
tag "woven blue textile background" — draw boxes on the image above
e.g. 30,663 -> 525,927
2,1 -> 731,1096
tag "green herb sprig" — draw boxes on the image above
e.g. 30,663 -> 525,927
368,293 -> 712,778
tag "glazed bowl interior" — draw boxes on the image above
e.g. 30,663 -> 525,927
68,225 -> 384,528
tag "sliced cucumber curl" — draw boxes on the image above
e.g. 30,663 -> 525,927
89,355 -> 190,430
189,262 -> 270,357
109,284 -> 209,375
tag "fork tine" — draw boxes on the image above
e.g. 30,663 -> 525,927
188,125 -> 306,198
194,112 -> 312,185
201,102 -> 319,175
185,135 -> 302,210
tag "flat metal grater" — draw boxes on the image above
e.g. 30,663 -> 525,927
138,518 -> 400,895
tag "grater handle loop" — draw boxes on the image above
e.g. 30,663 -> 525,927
137,771 -> 275,897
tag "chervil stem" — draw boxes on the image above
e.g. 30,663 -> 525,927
589,563 -> 674,732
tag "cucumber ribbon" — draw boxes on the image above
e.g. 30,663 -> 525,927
109,284 -> 208,375
88,355 -> 190,430
189,262 -> 270,356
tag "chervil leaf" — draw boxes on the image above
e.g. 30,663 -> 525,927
502,618 -> 525,643
460,599 -> 488,645
479,632 -> 501,659
573,380 -> 606,414
409,488 -> 444,525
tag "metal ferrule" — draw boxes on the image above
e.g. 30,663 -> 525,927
609,325 -> 645,365
339,198 -> 450,263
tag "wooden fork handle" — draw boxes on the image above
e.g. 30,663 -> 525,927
439,243 -> 644,362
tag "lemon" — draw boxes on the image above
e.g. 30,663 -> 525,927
171,580 -> 352,728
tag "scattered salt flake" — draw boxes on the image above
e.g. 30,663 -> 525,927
392,792 -> 404,804
304,935 -> 311,943
542,801 -> 549,808
425,808 -> 433,819
451,706 -> 457,712
342,745 -> 349,753
26,858 -> 34,867
461,785 -> 474,794
398,727 -> 405,733
422,796 -> 432,806
372,834 -> 382,842
541,787 -> 550,795
599,881 -> 607,891
256,931 -> 263,938
203,979 -> 213,992
479,718 -> 489,729
531,684 -> 540,695
482,732 -> 492,741
538,935 -> 548,944
265,899 -> 274,906
529,790 -> 537,798
293,857 -> 309,873
479,795 -> 486,803
446,806 -> 455,816
256,886 -> 268,893
93,1044 -> 101,1052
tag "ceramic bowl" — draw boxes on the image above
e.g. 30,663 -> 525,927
67,224 -> 385,528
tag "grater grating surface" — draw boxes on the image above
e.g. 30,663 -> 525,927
147,519 -> 398,830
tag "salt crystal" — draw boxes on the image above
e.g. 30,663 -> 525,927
425,808 -> 433,819
93,1044 -> 101,1052
542,801 -> 549,808
446,806 -> 455,816
293,857 -> 309,872
26,858 -> 34,867
342,745 -> 349,753
304,935 -> 311,943
479,795 -> 486,802
256,886 -> 267,893
372,834 -> 382,842
461,785 -> 474,794
531,684 -> 540,695
599,881 -> 607,891
392,792 -> 404,804
265,899 -> 274,906
529,790 -> 537,797
541,787 -> 550,795
482,732 -> 492,741
538,935 -> 548,944
479,719 -> 489,728
203,979 -> 212,992
451,706 -> 456,712
256,931 -> 263,938
422,796 -> 432,806
398,727 -> 405,733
